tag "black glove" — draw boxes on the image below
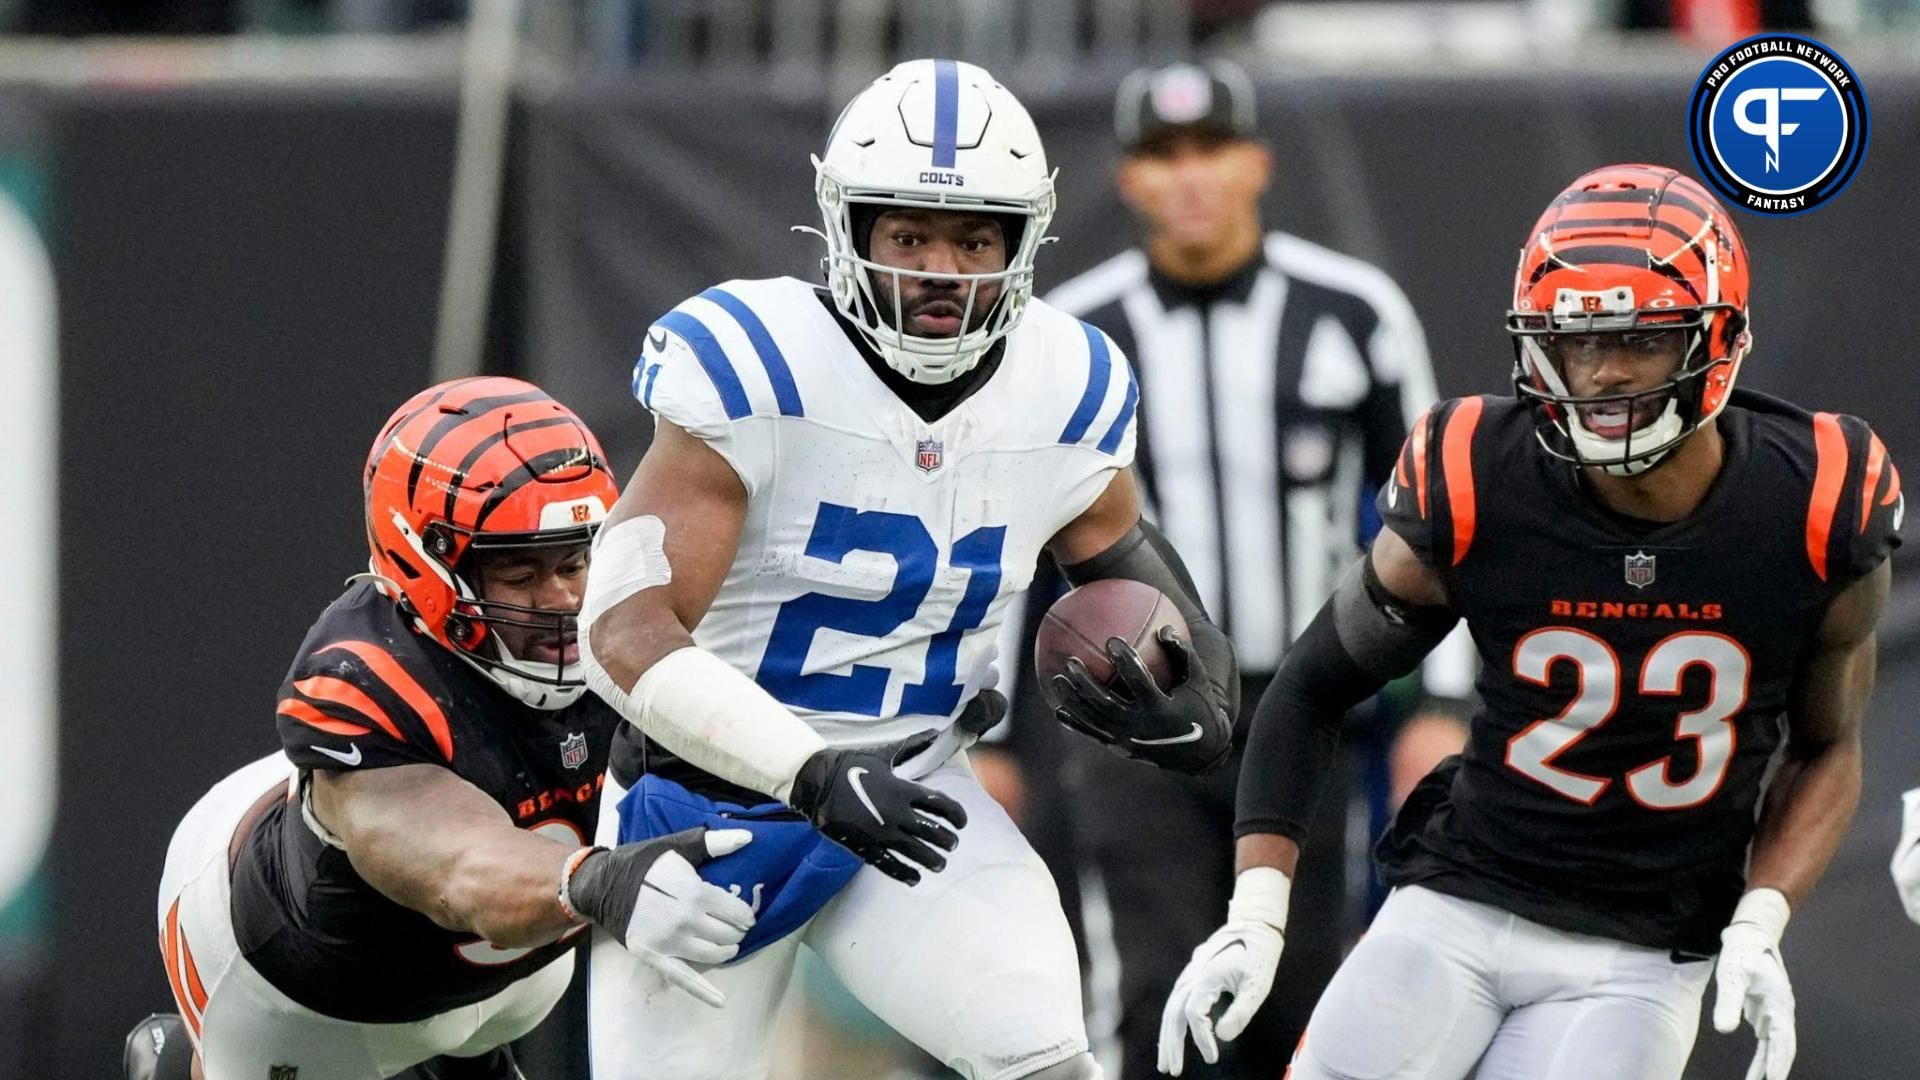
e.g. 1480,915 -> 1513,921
1052,626 -> 1233,775
787,731 -> 969,885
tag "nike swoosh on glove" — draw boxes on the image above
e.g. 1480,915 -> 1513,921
1712,888 -> 1796,1080
787,730 -> 969,886
566,827 -> 757,1007
1157,920 -> 1284,1076
1892,788 -> 1920,925
1053,626 -> 1233,775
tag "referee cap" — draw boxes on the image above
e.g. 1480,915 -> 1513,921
1114,59 -> 1257,151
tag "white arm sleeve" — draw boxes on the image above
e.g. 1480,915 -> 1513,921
580,629 -> 826,803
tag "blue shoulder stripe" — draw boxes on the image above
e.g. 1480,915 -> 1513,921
700,287 -> 804,417
1059,321 -> 1113,445
931,59 -> 959,168
1096,369 -> 1138,455
655,310 -> 751,420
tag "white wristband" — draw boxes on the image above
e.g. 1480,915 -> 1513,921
585,639 -> 828,802
1226,867 -> 1292,932
1729,887 -> 1791,943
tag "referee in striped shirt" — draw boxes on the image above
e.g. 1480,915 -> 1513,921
1028,61 -> 1474,1078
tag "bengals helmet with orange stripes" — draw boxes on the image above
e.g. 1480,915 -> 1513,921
363,377 -> 618,709
1508,164 -> 1752,476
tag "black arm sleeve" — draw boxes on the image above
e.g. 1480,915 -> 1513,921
1060,520 -> 1240,719
1235,556 -> 1459,842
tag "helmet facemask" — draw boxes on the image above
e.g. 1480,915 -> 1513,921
815,165 -> 1054,384
1509,285 -> 1746,477
428,521 -> 597,711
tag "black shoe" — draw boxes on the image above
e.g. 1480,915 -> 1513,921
123,1013 -> 194,1080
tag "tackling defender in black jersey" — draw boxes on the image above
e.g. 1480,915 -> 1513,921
134,379 -> 758,1080
1159,166 -> 1900,1080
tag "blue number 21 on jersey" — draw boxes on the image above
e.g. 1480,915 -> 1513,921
757,502 -> 1005,718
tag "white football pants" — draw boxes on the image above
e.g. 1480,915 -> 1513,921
158,752 -> 573,1080
588,754 -> 1088,1080
1285,884 -> 1712,1080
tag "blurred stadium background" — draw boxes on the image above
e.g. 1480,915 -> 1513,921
1,1 -> 1917,1077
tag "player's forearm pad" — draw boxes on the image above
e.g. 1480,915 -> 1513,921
1335,555 -> 1461,681
583,640 -> 826,803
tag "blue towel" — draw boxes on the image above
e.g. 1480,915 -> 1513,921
615,773 -> 862,961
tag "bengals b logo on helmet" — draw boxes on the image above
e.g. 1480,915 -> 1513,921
362,377 -> 618,680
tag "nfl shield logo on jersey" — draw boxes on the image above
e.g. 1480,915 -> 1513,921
916,438 -> 944,474
1624,551 -> 1656,589
560,731 -> 589,770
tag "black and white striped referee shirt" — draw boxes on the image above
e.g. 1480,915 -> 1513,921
1043,232 -> 1472,691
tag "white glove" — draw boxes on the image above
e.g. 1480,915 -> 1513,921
1157,868 -> 1289,1076
564,828 -> 757,1007
1712,887 -> 1796,1080
1891,788 -> 1920,925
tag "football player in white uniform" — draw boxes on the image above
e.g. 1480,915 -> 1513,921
577,59 -> 1240,1080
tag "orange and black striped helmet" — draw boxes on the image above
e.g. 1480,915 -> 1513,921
364,377 -> 618,709
1507,164 -> 1752,475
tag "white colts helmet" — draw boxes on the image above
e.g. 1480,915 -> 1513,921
812,58 -> 1057,384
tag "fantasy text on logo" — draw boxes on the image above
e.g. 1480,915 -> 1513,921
1688,34 -> 1868,215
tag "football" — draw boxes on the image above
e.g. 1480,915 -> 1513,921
1034,579 -> 1189,707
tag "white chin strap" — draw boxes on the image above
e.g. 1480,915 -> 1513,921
829,252 -> 1023,385
456,640 -> 586,711
1568,397 -> 1685,477
1523,337 -> 1687,477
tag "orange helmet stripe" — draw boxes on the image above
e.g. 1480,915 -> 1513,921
291,676 -> 404,743
1883,463 -> 1902,507
1806,413 -> 1849,582
276,698 -> 373,738
318,641 -> 455,761
1443,397 -> 1485,566
440,415 -> 577,523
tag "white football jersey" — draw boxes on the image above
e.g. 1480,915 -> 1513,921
635,276 -> 1136,746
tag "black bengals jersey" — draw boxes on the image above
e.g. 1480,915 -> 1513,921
227,580 -> 619,1023
1375,390 -> 1901,957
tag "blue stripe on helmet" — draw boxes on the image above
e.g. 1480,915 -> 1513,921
932,59 -> 959,168
1059,321 -> 1113,445
654,310 -> 751,420
1097,369 -> 1138,455
701,287 -> 804,417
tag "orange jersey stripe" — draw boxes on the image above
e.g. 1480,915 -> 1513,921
161,900 -> 201,1037
181,919 -> 209,1015
1411,411 -> 1431,520
276,698 -> 372,738
1861,434 -> 1887,533
322,641 -> 455,761
1443,397 -> 1485,566
293,675 -> 405,742
1806,413 -> 1848,582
